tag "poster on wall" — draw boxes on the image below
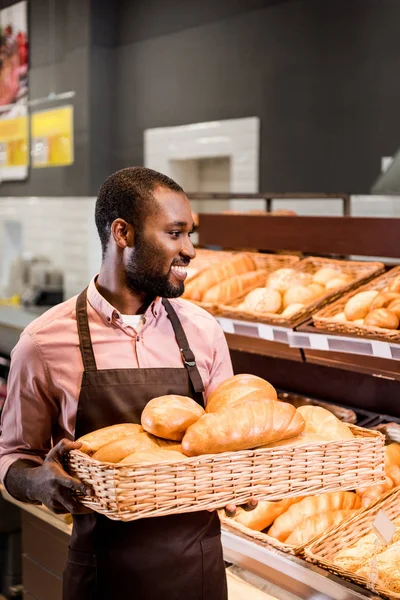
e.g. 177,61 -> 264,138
0,0 -> 28,181
31,106 -> 74,168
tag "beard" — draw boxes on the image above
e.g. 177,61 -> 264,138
125,234 -> 186,299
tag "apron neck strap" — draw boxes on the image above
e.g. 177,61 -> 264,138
76,288 -> 97,371
162,299 -> 205,395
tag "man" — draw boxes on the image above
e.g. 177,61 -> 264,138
0,167 -> 253,600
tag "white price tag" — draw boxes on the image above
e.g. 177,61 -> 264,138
309,333 -> 330,351
258,324 -> 275,341
371,341 -> 392,360
373,510 -> 396,545
217,318 -> 235,334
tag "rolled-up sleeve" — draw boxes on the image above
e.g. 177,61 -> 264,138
0,331 -> 59,484
205,323 -> 234,400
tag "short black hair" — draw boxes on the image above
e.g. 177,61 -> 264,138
95,167 -> 183,256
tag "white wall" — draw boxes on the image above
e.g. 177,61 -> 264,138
0,197 -> 100,300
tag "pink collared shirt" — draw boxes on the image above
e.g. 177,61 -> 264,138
0,278 -> 233,483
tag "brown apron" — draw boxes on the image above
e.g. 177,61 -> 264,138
62,289 -> 227,600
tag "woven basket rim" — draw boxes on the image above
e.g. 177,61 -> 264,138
70,424 -> 383,469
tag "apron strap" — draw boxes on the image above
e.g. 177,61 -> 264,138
76,288 -> 97,371
162,299 -> 205,395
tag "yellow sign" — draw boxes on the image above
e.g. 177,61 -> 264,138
31,105 -> 74,167
0,114 -> 29,167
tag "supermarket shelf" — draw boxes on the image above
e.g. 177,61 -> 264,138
222,530 -> 376,600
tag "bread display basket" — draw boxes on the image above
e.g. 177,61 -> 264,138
313,265 -> 400,343
303,486 -> 400,599
218,257 -> 385,327
188,252 -> 300,313
67,425 -> 385,522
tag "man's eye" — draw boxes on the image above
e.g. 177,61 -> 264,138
188,231 -> 193,237
170,232 -> 181,238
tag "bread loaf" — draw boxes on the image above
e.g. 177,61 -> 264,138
283,285 -> 317,309
344,291 -> 379,321
181,395 -> 305,456
93,432 -> 155,462
141,395 -> 204,441
285,510 -> 356,546
233,497 -> 304,531
370,292 -> 400,311
267,268 -> 297,293
77,423 -> 143,455
203,269 -> 267,304
280,303 -> 304,318
263,432 -> 329,448
357,476 -> 394,507
297,406 -> 354,440
206,374 -> 277,413
388,298 -> 400,318
120,447 -> 187,464
268,491 -> 361,542
357,443 -> 400,506
332,311 -> 347,323
183,253 -> 256,301
364,308 -> 399,330
242,288 -> 282,313
308,283 -> 325,297
313,267 -> 342,286
385,442 -> 400,466
325,276 -> 351,291
388,275 -> 400,293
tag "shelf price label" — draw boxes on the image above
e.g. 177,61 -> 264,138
217,318 -> 235,334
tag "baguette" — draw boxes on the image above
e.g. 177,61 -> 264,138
77,423 -> 143,455
233,497 -> 304,531
92,432 -> 181,462
285,510 -> 357,546
296,406 -> 354,440
202,269 -> 268,304
268,492 -> 361,542
207,374 -> 277,413
120,447 -> 187,464
141,395 -> 204,441
182,395 -> 305,456
183,253 -> 256,301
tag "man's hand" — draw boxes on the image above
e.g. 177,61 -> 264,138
224,497 -> 258,518
22,439 -> 93,515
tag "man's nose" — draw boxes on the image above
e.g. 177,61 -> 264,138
181,236 -> 196,260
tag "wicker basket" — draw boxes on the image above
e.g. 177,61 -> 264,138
68,425 -> 385,522
186,252 -> 300,313
304,486 -> 400,599
218,257 -> 385,327
219,511 -> 307,556
313,266 -> 400,343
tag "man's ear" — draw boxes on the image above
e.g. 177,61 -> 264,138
111,219 -> 135,249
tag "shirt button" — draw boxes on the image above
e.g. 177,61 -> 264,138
107,317 -> 111,322
113,311 -> 120,320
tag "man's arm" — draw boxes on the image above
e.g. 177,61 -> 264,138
0,332 -> 90,514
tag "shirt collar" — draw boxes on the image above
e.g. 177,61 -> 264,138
87,276 -> 162,324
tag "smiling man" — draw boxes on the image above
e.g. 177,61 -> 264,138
0,167 -> 234,600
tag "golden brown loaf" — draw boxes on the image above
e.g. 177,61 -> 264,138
344,290 -> 379,321
283,285 -> 317,309
268,491 -> 361,542
206,374 -> 277,413
233,497 -> 303,531
385,442 -> 400,466
285,510 -> 356,546
313,267 -> 342,286
181,395 -> 305,456
267,268 -> 297,292
388,298 -> 400,318
308,283 -> 325,297
263,432 -> 329,448
280,303 -> 305,318
356,443 -> 400,506
242,288 -> 282,313
370,292 -> 400,311
203,269 -> 267,304
388,274 -> 400,293
141,395 -> 205,441
296,406 -> 354,441
325,276 -> 351,291
77,423 -> 144,455
183,253 -> 256,301
364,308 -> 399,330
120,447 -> 187,464
92,432 -> 155,462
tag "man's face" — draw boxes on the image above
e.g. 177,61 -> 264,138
125,186 -> 196,298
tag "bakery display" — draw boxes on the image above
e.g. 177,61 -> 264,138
141,395 -> 205,441
202,269 -> 268,304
